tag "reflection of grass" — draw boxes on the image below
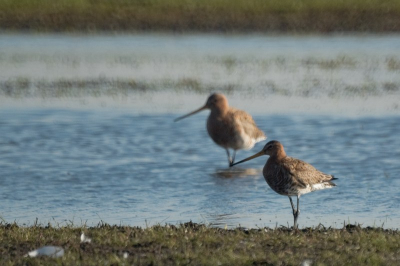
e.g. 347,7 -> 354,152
221,57 -> 237,72
345,84 -> 378,96
176,78 -> 202,92
1,78 -> 148,98
303,56 -> 357,70
0,78 -> 237,98
1,222 -> 400,265
1,77 -> 399,98
387,57 -> 400,71
383,82 -> 400,92
1,0 -> 400,32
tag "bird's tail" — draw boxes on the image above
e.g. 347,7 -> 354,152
326,175 -> 337,187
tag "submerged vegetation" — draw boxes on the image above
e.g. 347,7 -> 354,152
1,0 -> 400,32
1,222 -> 400,265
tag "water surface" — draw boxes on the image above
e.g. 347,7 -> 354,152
1,109 -> 399,228
0,34 -> 399,228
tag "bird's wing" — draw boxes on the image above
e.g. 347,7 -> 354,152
232,109 -> 266,141
282,156 -> 333,187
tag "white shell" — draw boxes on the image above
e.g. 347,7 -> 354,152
80,232 -> 92,243
25,246 -> 64,258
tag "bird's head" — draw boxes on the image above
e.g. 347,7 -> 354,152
230,140 -> 285,167
174,93 -> 228,122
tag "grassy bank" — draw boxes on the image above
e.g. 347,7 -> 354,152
1,0 -> 400,33
1,222 -> 399,265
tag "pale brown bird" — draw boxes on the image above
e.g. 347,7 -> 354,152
231,140 -> 337,229
174,93 -> 266,165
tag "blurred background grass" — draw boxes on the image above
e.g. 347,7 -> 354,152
1,0 -> 400,32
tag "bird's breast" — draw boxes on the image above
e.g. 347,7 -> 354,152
206,115 -> 244,149
263,162 -> 294,196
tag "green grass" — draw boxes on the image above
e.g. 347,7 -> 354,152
1,222 -> 400,265
0,0 -> 400,32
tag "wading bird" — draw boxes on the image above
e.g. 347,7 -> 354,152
231,140 -> 337,229
174,93 -> 266,165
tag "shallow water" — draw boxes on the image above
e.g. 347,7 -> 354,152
1,34 -> 400,101
0,33 -> 400,229
0,109 -> 399,229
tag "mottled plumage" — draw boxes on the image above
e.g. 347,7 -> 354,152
175,93 -> 266,165
231,140 -> 337,229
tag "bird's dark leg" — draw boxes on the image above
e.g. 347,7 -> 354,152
288,197 -> 296,228
294,196 -> 300,229
226,149 -> 232,166
231,150 -> 237,165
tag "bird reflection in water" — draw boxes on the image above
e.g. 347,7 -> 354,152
212,167 -> 262,178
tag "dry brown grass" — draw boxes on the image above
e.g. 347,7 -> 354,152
1,0 -> 400,32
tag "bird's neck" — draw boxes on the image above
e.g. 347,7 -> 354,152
265,153 -> 287,175
272,149 -> 287,161
210,106 -> 229,117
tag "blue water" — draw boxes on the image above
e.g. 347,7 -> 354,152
1,108 -> 399,228
0,33 -> 400,229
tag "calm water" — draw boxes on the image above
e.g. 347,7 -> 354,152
0,109 -> 399,228
0,34 -> 400,229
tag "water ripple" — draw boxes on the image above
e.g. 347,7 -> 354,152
0,109 -> 399,228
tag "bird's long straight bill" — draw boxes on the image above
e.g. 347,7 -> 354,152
230,150 -> 264,167
174,106 -> 207,122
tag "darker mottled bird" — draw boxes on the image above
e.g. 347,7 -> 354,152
174,93 -> 266,165
231,140 -> 337,229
